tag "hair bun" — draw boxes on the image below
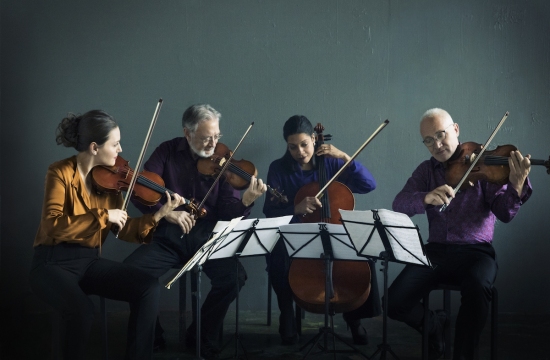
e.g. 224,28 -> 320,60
56,112 -> 81,148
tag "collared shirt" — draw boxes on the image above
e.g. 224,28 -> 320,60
33,156 -> 158,248
131,137 -> 252,222
263,156 -> 376,222
392,156 -> 532,245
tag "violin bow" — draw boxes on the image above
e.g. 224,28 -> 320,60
196,122 -> 255,211
115,99 -> 163,237
314,119 -> 390,199
440,111 -> 509,212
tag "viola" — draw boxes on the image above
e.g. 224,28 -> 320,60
92,156 -> 206,218
197,142 -> 288,203
289,123 -> 371,314
445,142 -> 550,189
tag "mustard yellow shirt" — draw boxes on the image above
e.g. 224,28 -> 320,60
33,156 -> 158,248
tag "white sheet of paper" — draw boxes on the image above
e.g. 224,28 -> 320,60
208,216 -> 293,259
239,215 -> 293,256
339,209 -> 385,257
376,209 -> 428,265
340,209 -> 429,266
278,223 -> 367,261
166,217 -> 243,288
199,216 -> 244,264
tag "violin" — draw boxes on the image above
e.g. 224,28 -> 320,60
289,123 -> 371,314
197,142 -> 288,203
445,142 -> 550,189
92,155 -> 206,218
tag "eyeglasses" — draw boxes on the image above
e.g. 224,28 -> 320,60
422,124 -> 454,147
193,133 -> 223,145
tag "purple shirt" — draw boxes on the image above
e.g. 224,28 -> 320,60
263,156 -> 376,223
131,137 -> 252,222
392,157 -> 532,245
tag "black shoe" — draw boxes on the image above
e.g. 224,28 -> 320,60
185,329 -> 220,360
281,333 -> 299,345
153,334 -> 166,352
347,319 -> 368,345
428,310 -> 448,360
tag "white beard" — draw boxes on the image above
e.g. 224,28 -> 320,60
189,141 -> 215,158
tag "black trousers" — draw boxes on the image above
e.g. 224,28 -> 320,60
29,243 -> 160,360
267,239 -> 382,339
123,220 -> 246,347
386,242 -> 498,360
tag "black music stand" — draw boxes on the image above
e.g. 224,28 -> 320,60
206,215 -> 293,359
278,222 -> 371,359
339,209 -> 432,360
166,217 -> 244,359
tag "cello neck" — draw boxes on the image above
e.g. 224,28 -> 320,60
313,123 -> 332,221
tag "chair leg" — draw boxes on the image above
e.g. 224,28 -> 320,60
99,297 -> 108,360
491,287 -> 498,360
51,312 -> 61,360
295,303 -> 303,336
443,290 -> 451,359
179,274 -> 188,348
422,294 -> 430,360
267,274 -> 272,326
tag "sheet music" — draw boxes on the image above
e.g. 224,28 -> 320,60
278,223 -> 367,261
239,216 -> 293,256
340,209 -> 430,266
338,210 -> 385,257
165,217 -> 243,288
208,216 -> 293,258
199,216 -> 243,264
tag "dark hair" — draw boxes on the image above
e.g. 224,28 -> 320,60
280,115 -> 316,172
56,110 -> 118,152
181,104 -> 221,132
283,115 -> 314,141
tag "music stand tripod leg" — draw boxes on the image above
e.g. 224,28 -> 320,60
299,255 -> 330,359
370,254 -> 399,360
193,265 -> 203,360
220,256 -> 248,360
299,254 -> 370,360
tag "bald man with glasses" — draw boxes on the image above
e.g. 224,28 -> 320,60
386,108 -> 532,360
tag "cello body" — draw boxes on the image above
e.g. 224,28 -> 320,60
288,123 -> 371,314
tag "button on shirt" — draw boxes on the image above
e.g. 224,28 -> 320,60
392,157 -> 532,245
132,137 -> 252,222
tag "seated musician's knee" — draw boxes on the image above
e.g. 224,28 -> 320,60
383,294 -> 407,321
462,276 -> 494,302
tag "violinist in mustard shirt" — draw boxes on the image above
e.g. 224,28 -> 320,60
30,110 -> 184,360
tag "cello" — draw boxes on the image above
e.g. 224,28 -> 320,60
288,122 -> 386,314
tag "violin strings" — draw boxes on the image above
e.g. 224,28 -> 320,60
318,157 -> 330,221
116,165 -> 192,204
482,155 -> 510,165
224,162 -> 282,198
227,162 -> 253,180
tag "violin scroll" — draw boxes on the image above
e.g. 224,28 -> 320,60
185,199 -> 207,219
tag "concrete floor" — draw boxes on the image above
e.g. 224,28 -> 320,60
3,307 -> 549,360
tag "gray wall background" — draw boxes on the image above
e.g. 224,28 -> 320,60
1,0 -> 549,320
